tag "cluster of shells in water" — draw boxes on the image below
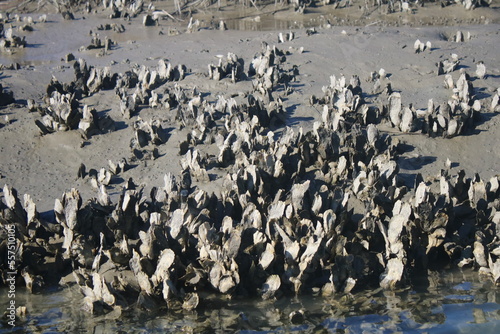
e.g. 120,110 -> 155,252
1,10 -> 500,320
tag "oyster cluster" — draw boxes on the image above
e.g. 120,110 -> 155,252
0,7 -> 499,320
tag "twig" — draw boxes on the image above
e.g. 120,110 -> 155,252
181,0 -> 211,11
7,0 -> 33,13
365,21 -> 380,27
154,10 -> 185,22
249,0 -> 261,11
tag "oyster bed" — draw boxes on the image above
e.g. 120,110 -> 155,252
1,0 -> 500,329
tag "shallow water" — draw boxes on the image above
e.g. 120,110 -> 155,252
2,268 -> 500,333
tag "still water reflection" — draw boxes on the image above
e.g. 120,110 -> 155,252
1,268 -> 500,333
